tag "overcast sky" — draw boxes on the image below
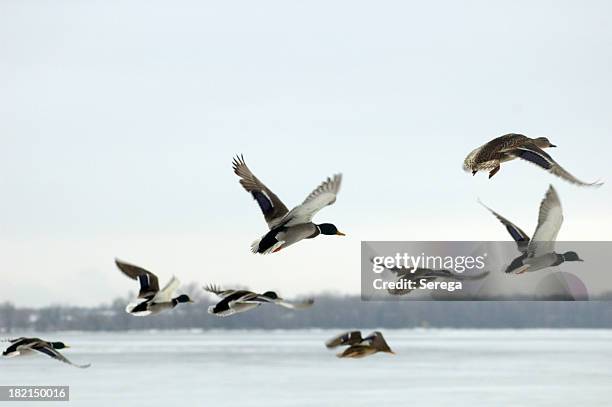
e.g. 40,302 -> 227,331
1,0 -> 610,307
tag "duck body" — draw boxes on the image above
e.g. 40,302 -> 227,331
508,251 -> 581,274
253,223 -> 319,254
205,285 -> 314,317
338,345 -> 379,359
464,134 -> 553,178
464,134 -> 531,173
464,134 -> 602,186
207,289 -> 261,316
126,296 -> 188,316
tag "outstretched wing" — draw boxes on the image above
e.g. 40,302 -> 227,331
152,276 -> 180,303
115,259 -> 160,299
284,174 -> 342,226
479,199 -> 530,253
325,331 -> 362,349
32,344 -> 91,369
509,144 -> 602,187
204,284 -> 239,299
232,155 -> 290,229
274,298 -> 314,310
528,185 -> 563,257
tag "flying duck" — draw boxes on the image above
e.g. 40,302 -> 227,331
204,284 -> 314,317
480,185 -> 584,274
463,133 -> 602,186
232,155 -> 345,254
2,337 -> 90,368
115,259 -> 193,316
325,331 -> 395,358
377,263 -> 490,296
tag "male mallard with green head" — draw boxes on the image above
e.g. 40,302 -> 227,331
232,155 -> 345,254
2,337 -> 90,368
115,259 -> 194,316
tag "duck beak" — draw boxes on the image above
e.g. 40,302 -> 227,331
549,144 -> 557,147
64,345 -> 71,349
388,350 -> 396,355
336,231 -> 346,236
273,246 -> 283,253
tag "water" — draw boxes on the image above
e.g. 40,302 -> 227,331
1,329 -> 611,406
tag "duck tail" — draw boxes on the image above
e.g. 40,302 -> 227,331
262,240 -> 285,255
250,238 -> 262,253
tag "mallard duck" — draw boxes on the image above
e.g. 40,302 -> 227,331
2,337 -> 90,368
325,331 -> 395,358
463,133 -> 602,186
232,155 -> 345,254
204,284 -> 314,317
115,259 -> 193,316
480,185 -> 584,274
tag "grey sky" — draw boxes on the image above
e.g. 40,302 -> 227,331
1,0 -> 610,306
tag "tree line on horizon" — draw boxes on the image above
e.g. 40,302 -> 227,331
2,289 -> 612,332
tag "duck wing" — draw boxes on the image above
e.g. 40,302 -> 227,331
479,199 -> 530,253
115,259 -> 160,299
527,185 -> 563,257
365,331 -> 393,352
325,331 -> 363,348
509,144 -> 602,187
283,174 -> 342,226
203,284 -> 236,299
32,343 -> 91,369
223,291 -> 259,304
273,297 -> 314,309
152,276 -> 180,303
232,155 -> 290,229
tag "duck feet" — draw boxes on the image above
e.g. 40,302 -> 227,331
488,166 -> 500,179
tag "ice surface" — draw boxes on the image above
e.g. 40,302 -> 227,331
1,329 -> 611,406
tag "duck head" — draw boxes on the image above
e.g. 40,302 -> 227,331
172,294 -> 194,305
51,342 -> 70,350
534,137 -> 556,148
563,251 -> 584,262
318,223 -> 346,237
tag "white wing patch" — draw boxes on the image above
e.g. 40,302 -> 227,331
125,301 -> 152,316
285,174 -> 342,226
152,276 -> 180,303
528,186 -> 563,257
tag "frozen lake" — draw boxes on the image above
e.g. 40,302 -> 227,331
1,329 -> 611,406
